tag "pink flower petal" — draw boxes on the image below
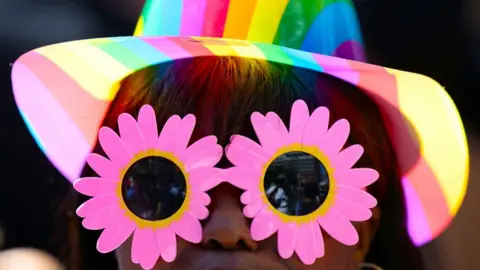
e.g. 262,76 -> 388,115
118,113 -> 146,154
250,207 -> 280,241
226,135 -> 270,167
331,197 -> 372,221
277,222 -> 298,259
335,168 -> 379,188
170,114 -> 196,153
137,105 -> 158,149
82,205 -> 122,230
86,153 -> 120,179
336,186 -> 377,208
243,198 -> 265,218
312,222 -> 325,258
223,167 -> 261,191
156,115 -> 181,151
302,106 -> 329,147
188,167 -> 222,192
73,177 -> 118,196
188,203 -> 209,220
98,127 -> 133,168
317,210 -> 359,246
289,100 -> 310,143
96,217 -> 135,253
156,228 -> 177,262
265,112 -> 289,143
179,136 -> 223,170
132,228 -> 160,269
76,193 -> 119,218
318,119 -> 350,156
156,115 -> 184,152
294,222 -> 316,265
251,112 -> 284,153
331,144 -> 364,170
131,231 -> 142,264
191,192 -> 211,206
170,212 -> 202,243
240,190 -> 262,205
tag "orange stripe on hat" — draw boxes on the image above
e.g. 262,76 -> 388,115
223,0 -> 258,39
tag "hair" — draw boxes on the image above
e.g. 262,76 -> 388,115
58,56 -> 424,270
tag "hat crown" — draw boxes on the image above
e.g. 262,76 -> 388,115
134,0 -> 365,61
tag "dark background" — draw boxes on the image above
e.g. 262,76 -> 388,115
0,0 -> 478,269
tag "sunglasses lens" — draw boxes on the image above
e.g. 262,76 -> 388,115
264,151 -> 330,216
121,156 -> 187,221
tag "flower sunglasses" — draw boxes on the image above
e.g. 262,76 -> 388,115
73,99 -> 379,269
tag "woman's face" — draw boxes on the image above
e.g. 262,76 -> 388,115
110,61 -> 385,269
115,182 -> 377,270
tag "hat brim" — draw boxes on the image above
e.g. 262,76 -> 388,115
11,36 -> 468,246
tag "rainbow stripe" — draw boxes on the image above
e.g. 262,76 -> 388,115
11,36 -> 468,247
134,0 -> 365,61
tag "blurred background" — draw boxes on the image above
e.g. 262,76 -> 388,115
0,0 -> 478,269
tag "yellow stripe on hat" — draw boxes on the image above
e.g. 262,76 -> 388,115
247,0 -> 289,43
190,37 -> 239,56
192,37 -> 268,60
63,41 -> 132,83
229,43 -> 267,60
36,41 -> 131,101
388,68 -> 469,215
134,17 -> 144,36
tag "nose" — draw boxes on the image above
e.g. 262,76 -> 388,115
201,183 -> 258,251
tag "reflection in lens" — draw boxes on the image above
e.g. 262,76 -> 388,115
263,151 -> 330,216
121,156 -> 187,221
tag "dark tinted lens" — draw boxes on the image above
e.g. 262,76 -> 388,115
121,156 -> 187,221
263,151 -> 330,216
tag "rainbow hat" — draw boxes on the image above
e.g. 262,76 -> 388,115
11,0 -> 468,247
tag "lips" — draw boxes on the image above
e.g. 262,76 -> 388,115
170,249 -> 290,270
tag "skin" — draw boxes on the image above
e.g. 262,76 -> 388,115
0,248 -> 63,270
116,183 -> 381,270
